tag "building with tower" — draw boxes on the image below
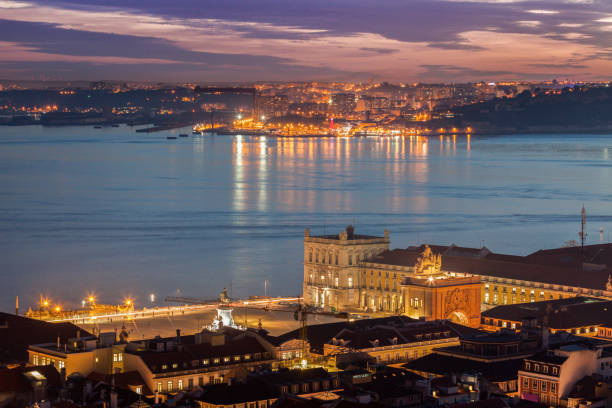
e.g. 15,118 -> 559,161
302,227 -> 612,327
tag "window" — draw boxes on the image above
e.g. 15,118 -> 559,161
308,251 -> 312,262
213,358 -> 220,364
335,253 -> 339,265
316,250 -> 319,263
199,377 -> 204,386
541,381 -> 547,392
334,277 -> 339,287
348,255 -> 353,265
551,383 -> 557,393
113,353 -> 118,362
543,366 -> 548,374
32,354 -> 39,365
552,367 -> 558,375
244,354 -> 251,360
348,276 -> 353,288
172,363 -> 178,369
224,357 -> 230,363
135,387 -> 142,395
523,378 -> 529,389
157,382 -> 162,393
58,360 -> 65,370
167,381 -> 173,392
209,376 -> 215,384
484,293 -> 490,303
534,364 -> 539,372
493,293 -> 498,304
178,379 -> 183,390
162,364 -> 168,370
532,380 -> 538,391
202,359 -> 209,365
234,356 -> 241,361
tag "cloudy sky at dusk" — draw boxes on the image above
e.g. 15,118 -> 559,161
1,0 -> 611,82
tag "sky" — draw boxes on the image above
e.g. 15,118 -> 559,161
0,0 -> 611,82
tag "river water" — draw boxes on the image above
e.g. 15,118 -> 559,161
1,126 -> 611,312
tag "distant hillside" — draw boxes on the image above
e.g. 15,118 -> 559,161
452,86 -> 612,134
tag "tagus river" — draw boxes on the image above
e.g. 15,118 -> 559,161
1,126 -> 611,312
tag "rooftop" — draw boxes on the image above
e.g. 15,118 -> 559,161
482,297 -> 612,329
403,352 -> 524,382
366,243 -> 612,291
0,312 -> 90,363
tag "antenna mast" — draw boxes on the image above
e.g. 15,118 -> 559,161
579,205 -> 587,250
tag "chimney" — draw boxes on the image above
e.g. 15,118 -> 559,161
346,225 -> 355,240
110,391 -> 118,408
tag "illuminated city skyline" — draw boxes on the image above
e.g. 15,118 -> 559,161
0,0 -> 611,82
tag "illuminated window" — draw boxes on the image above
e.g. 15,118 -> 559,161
113,353 -> 118,362
32,355 -> 39,365
551,382 -> 557,393
178,379 -> 183,390
118,353 -> 123,362
223,357 -> 230,363
348,276 -> 353,288
213,358 -> 220,364
135,387 -> 142,394
202,359 -> 209,365
172,363 -> 178,369
234,356 -> 241,361
552,367 -> 558,375
58,360 -> 65,370
157,382 -> 162,393
334,277 -> 339,287
484,293 -> 490,303
167,381 -> 173,392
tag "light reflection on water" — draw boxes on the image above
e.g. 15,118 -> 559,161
0,126 -> 611,311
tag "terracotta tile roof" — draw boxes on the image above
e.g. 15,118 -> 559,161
274,316 -> 417,354
87,371 -> 150,394
0,312 -> 90,363
525,352 -> 567,365
366,244 -> 612,291
404,353 -> 524,382
0,364 -> 61,393
198,381 -> 279,404
482,297 -> 612,329
132,335 -> 270,374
